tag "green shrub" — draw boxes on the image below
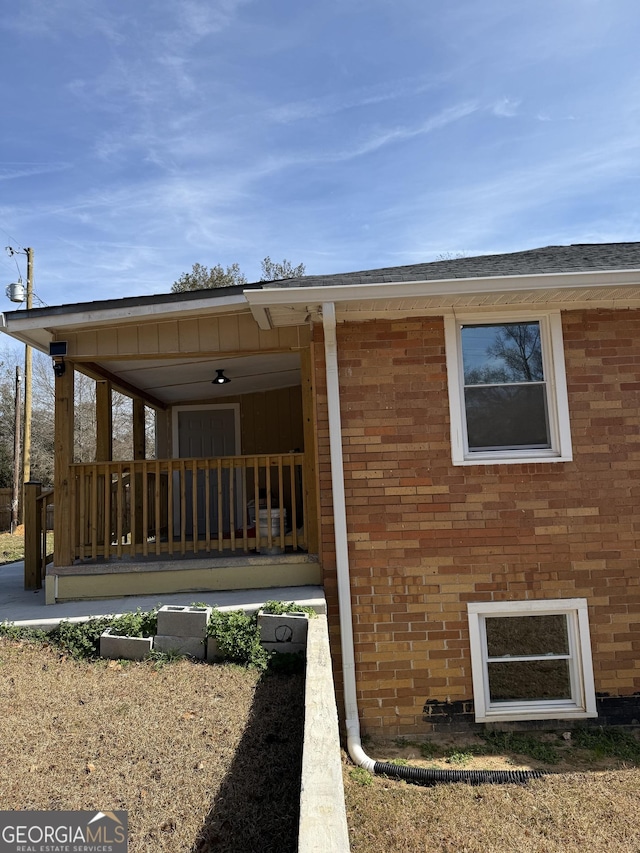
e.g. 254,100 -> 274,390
109,608 -> 157,638
0,622 -> 48,643
208,609 -> 270,670
48,617 -> 112,660
261,600 -> 317,618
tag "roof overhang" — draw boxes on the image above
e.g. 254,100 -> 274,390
0,291 -> 249,352
245,268 -> 640,329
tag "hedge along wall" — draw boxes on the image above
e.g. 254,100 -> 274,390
313,309 -> 640,736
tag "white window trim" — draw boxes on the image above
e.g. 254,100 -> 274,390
467,599 -> 597,723
444,310 -> 573,465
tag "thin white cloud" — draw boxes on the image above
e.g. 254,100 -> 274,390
266,75 -> 450,124
492,97 -> 521,117
0,162 -> 72,181
393,132 -> 640,258
335,103 -> 479,160
0,0 -> 124,42
179,0 -> 254,38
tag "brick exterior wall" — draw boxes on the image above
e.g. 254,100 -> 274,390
313,309 -> 640,736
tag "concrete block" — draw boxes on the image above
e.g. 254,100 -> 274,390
154,634 -> 206,659
156,605 -> 212,639
100,628 -> 153,661
258,611 -> 309,645
262,642 -> 306,657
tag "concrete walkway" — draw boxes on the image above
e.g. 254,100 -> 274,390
0,560 -> 325,628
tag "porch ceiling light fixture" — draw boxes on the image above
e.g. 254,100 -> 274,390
212,369 -> 231,385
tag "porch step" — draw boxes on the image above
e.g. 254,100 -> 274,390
46,554 -> 321,604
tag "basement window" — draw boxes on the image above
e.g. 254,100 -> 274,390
467,599 -> 597,722
444,311 -> 573,464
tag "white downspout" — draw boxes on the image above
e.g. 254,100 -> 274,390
322,302 -> 375,773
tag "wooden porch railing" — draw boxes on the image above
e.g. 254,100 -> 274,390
24,482 -> 54,590
69,453 -> 307,562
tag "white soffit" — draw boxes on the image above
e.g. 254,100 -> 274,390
247,270 -> 640,328
265,284 -> 640,326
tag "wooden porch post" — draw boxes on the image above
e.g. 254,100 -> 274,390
24,480 -> 42,589
133,398 -> 145,543
301,345 -> 320,554
54,363 -> 74,567
133,398 -> 146,460
95,380 -> 113,462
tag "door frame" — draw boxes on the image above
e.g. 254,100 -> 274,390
171,403 -> 242,537
171,403 -> 241,459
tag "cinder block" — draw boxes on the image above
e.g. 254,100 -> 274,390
262,642 -> 306,657
156,605 -> 212,639
154,634 -> 206,659
100,628 -> 153,661
257,611 -> 309,645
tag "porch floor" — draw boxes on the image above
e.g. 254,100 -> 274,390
45,553 -> 321,604
54,551 -> 318,575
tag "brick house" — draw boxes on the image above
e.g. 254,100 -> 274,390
3,242 -> 640,736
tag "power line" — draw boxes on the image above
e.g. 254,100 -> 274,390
0,219 -> 25,252
5,246 -> 25,282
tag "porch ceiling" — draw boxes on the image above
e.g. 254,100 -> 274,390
89,352 -> 301,404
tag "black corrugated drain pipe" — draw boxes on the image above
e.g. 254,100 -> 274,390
372,760 -> 546,787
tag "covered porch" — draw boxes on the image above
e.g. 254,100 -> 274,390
9,290 -> 321,603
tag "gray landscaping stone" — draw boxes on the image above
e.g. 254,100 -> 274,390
262,642 -> 306,656
154,634 -> 206,659
156,604 -> 212,639
100,628 -> 153,661
258,611 -> 309,644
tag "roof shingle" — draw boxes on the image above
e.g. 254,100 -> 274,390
265,243 -> 640,289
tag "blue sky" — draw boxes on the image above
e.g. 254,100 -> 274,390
0,0 -> 639,307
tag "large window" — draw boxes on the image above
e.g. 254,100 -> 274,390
444,311 -> 572,464
467,599 -> 597,722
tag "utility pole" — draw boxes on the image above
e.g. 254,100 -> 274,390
22,247 -> 33,485
11,366 -> 22,533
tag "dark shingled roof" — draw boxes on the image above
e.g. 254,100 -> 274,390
263,243 -> 640,289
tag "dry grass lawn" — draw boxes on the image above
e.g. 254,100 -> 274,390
344,733 -> 640,852
0,526 -> 53,565
0,638 -> 304,852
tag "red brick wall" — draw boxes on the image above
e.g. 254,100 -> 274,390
313,309 -> 640,735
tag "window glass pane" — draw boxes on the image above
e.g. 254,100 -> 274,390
462,323 -> 544,384
465,385 -> 550,450
486,614 -> 569,657
488,660 -> 572,702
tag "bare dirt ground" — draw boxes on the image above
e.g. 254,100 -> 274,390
344,731 -> 640,853
0,638 -> 304,853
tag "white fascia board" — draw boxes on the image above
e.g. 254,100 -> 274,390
3,292 -> 248,334
245,268 -> 640,310
0,293 -> 249,351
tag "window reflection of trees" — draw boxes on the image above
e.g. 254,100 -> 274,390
463,323 -> 543,385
